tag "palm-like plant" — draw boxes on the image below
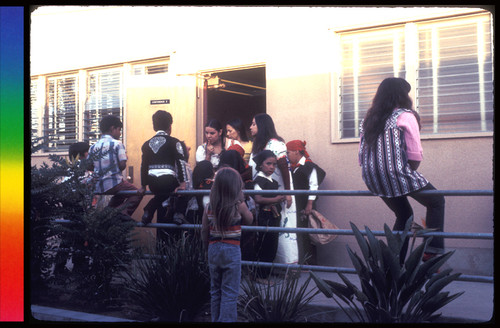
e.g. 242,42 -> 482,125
238,267 -> 319,322
310,219 -> 464,323
122,232 -> 210,322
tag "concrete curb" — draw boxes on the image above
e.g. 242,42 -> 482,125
30,305 -> 137,322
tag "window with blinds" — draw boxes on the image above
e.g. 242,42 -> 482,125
339,27 -> 406,138
132,62 -> 169,75
337,13 -> 493,139
85,69 -> 123,144
45,75 -> 79,151
416,15 -> 493,134
31,78 -> 39,139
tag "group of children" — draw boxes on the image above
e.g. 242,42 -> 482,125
201,145 -> 324,322
200,78 -> 446,322
71,110 -> 325,322
65,76 -> 446,322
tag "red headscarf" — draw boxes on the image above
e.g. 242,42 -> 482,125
286,140 -> 311,170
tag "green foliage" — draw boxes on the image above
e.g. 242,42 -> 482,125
30,139 -> 136,308
310,219 -> 464,323
121,232 -> 210,322
66,206 -> 138,307
238,268 -> 320,322
30,140 -> 73,297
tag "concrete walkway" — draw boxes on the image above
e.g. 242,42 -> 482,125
30,305 -> 137,322
31,271 -> 493,323
297,270 -> 494,323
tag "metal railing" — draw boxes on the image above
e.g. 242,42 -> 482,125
104,189 -> 494,283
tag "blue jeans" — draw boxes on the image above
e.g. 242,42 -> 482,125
208,242 -> 241,322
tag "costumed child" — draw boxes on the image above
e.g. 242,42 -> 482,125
252,150 -> 286,284
201,167 -> 253,322
286,140 -> 326,265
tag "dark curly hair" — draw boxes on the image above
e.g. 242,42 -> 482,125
99,115 -> 123,133
152,110 -> 173,131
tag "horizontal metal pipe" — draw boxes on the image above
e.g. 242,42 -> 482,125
111,189 -> 494,196
52,220 -> 493,240
240,261 -> 493,283
49,219 -> 493,283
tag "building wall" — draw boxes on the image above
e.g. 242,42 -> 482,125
31,6 -> 494,274
267,59 -> 493,275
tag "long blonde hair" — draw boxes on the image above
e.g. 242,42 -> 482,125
209,167 -> 244,237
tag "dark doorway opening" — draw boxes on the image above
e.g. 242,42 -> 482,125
204,66 -> 266,138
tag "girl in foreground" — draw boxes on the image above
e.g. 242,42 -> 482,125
201,167 -> 253,322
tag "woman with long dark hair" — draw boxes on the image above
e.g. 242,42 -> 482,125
196,119 -> 225,169
358,77 -> 445,261
225,118 -> 252,163
249,113 -> 292,207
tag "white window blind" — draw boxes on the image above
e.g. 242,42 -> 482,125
339,27 -> 406,138
132,62 -> 169,75
337,13 -> 492,140
85,69 -> 123,144
30,78 -> 39,139
45,75 -> 79,151
416,16 -> 493,134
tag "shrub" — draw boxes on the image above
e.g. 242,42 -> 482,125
31,139 -> 136,308
238,267 -> 319,322
121,232 -> 210,322
65,206 -> 137,308
31,141 -> 79,299
310,219 -> 464,323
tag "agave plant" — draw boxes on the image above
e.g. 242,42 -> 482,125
121,232 -> 210,322
310,219 -> 464,323
238,267 -> 319,322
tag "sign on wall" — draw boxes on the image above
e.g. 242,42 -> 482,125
150,99 -> 170,105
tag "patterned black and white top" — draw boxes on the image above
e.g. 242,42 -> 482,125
359,108 -> 428,198
140,130 -> 188,187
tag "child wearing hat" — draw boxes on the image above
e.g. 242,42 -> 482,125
286,140 -> 326,265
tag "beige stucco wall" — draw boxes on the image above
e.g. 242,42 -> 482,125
267,66 -> 493,275
31,6 -> 493,274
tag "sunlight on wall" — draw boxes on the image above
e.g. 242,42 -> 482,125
30,6 -> 477,75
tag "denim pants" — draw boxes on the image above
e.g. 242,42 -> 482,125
381,182 -> 445,254
208,242 -> 241,322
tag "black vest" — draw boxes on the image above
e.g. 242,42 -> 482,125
291,161 -> 326,211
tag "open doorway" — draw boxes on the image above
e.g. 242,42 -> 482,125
203,66 -> 266,140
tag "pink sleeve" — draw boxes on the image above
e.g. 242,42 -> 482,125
397,112 -> 423,161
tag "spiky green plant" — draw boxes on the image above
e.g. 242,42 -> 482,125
121,232 -> 210,322
238,267 -> 320,322
310,219 -> 463,323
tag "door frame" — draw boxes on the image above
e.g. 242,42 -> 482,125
195,63 -> 266,147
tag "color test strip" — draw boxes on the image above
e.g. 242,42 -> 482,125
0,6 -> 24,322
